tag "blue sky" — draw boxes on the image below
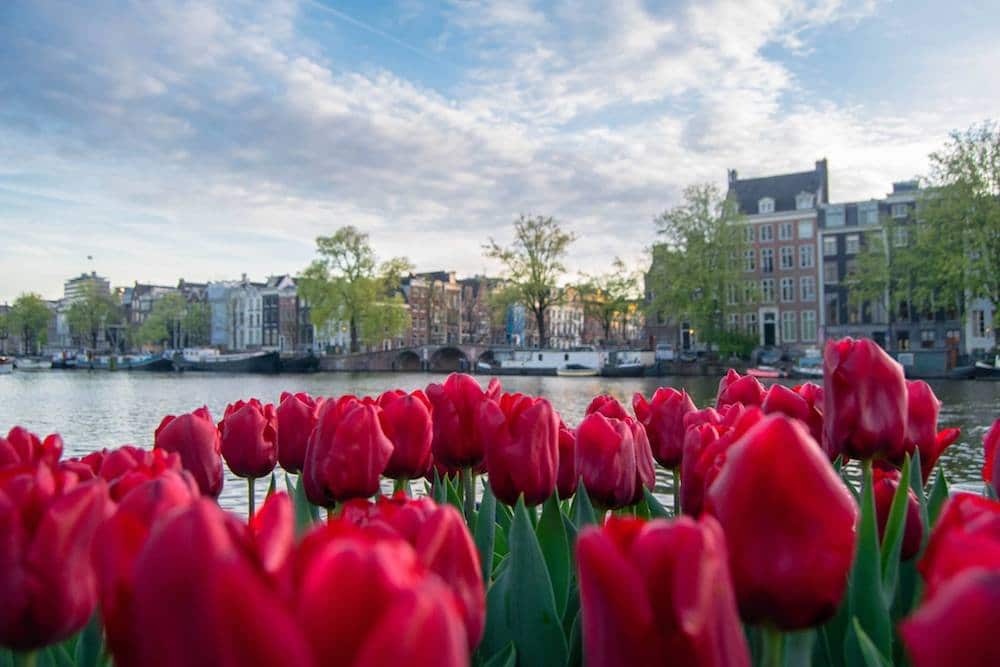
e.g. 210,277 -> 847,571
1,0 -> 997,302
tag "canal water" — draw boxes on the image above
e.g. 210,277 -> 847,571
0,371 -> 996,513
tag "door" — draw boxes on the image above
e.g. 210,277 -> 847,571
681,322 -> 692,350
763,312 -> 777,346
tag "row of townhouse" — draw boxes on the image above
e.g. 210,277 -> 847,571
646,159 -> 995,360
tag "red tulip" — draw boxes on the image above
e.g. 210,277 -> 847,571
127,499 -> 313,667
872,466 -> 922,560
575,413 -> 655,509
576,515 -> 750,667
341,494 -> 485,649
426,374 -> 501,469
303,397 -> 393,506
70,445 -> 185,502
918,493 -> 1000,600
94,472 -> 199,665
586,394 -> 630,420
823,337 -> 907,461
251,491 -> 295,579
293,519 -> 469,667
632,388 -> 696,469
0,465 -> 107,651
905,381 -> 960,482
154,406 -> 224,497
479,392 -> 559,506
715,369 -> 765,409
705,415 -> 858,629
378,390 -> 433,480
899,569 -> 1000,667
982,418 -> 999,497
276,392 -> 321,474
680,405 -> 763,517
557,421 -> 578,499
219,398 -> 278,479
684,407 -> 724,430
761,383 -> 823,447
0,426 -> 63,470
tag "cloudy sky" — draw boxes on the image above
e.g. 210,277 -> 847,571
1,0 -> 997,302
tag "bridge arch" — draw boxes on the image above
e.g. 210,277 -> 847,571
430,346 -> 469,372
395,349 -> 422,371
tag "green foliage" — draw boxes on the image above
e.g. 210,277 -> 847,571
135,293 -> 208,348
6,292 -> 51,354
646,184 -> 748,351
576,258 -> 641,344
66,283 -> 120,351
484,215 -> 575,348
298,226 -> 412,353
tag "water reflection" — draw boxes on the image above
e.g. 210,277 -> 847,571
0,372 -> 995,513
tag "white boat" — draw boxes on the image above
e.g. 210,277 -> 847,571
485,348 -> 606,376
0,357 -> 13,375
14,357 -> 52,371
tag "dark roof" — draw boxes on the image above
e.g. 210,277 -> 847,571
727,159 -> 828,214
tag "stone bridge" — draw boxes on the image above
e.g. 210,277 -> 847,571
318,344 -> 493,373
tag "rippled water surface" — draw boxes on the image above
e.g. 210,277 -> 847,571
1,371 -> 996,513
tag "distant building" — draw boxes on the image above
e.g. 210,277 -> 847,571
401,272 -> 461,346
122,282 -> 178,328
54,271 -> 113,349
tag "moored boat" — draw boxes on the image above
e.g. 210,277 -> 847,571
973,355 -> 1000,380
0,357 -> 13,375
173,350 -> 280,374
746,365 -> 786,379
13,357 -> 52,371
557,364 -> 600,377
600,361 -> 646,377
279,352 -> 320,373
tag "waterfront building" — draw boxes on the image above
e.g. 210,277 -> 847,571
522,288 -> 585,349
401,271 -> 461,346
121,282 -> 178,328
458,276 -> 502,345
228,274 -> 265,351
53,271 -> 114,349
261,274 -> 298,351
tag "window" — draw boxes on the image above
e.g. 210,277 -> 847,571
744,226 -> 755,243
825,206 -> 845,227
744,249 -> 756,272
799,244 -> 815,268
761,248 -> 774,273
823,236 -> 837,256
801,311 -> 817,341
796,192 -> 815,210
779,222 -> 794,240
893,227 -> 909,247
726,283 -> 739,305
892,203 -> 908,218
845,258 -> 858,280
897,331 -> 910,351
825,293 -> 840,325
945,329 -> 961,344
973,310 -> 987,338
859,202 -> 879,225
921,330 -> 936,349
743,282 -> 756,303
760,225 -> 774,242
728,313 -> 741,331
845,234 -> 860,255
823,261 -> 839,283
780,278 -> 795,302
798,220 -> 814,239
758,198 -> 775,214
780,246 -> 794,269
782,312 -> 797,342
745,312 -> 758,336
800,276 -> 816,302
761,279 -> 775,303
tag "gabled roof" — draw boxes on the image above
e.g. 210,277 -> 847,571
727,159 -> 828,214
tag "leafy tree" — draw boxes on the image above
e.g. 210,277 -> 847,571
484,215 -> 576,348
136,293 -> 210,348
646,184 -> 748,351
7,293 -> 51,354
578,258 -> 641,344
185,302 -> 211,347
298,226 -> 412,353
67,283 -> 121,351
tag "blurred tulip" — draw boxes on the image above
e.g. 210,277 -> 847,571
918,493 -> 1000,600
219,398 -> 278,479
575,412 -> 654,509
426,374 -> 500,469
586,394 -> 630,420
154,406 -> 224,497
303,397 -> 393,506
479,392 -> 559,506
705,415 -> 858,629
715,369 -> 765,409
761,383 -> 824,447
0,466 -> 107,651
577,515 -> 750,667
683,407 -> 724,430
872,466 -> 922,560
378,390 -> 433,480
276,392 -> 321,474
632,387 -> 696,469
0,426 -> 63,470
127,499 -> 313,667
900,569 -> 1000,667
823,337 -> 907,461
70,445 -> 185,502
982,418 -> 999,497
904,381 -> 960,482
556,421 -> 578,499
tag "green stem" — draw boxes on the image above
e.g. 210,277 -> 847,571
761,625 -> 785,667
13,651 -> 37,667
393,477 -> 411,497
461,467 -> 475,523
672,466 -> 680,516
247,477 -> 256,522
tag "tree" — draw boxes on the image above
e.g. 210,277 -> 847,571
67,283 -> 121,351
136,293 -> 211,349
646,184 -> 747,351
484,215 -> 576,348
7,293 -> 51,355
298,226 -> 412,353
578,258 -> 641,344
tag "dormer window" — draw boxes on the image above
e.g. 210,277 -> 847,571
796,192 -> 815,210
758,197 -> 775,214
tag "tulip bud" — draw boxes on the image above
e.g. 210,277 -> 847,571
681,405 -> 763,517
575,412 -> 655,510
918,493 -> 1000,601
705,415 -> 858,629
586,394 -> 630,420
276,392 -> 321,474
872,465 -> 922,561
632,387 -> 696,469
219,399 -> 278,479
154,406 -> 224,497
426,373 -> 500,469
480,393 -> 559,506
0,426 -> 63,470
716,369 -> 765,409
556,422 -> 578,500
761,383 -> 824,447
905,381 -> 960,482
379,390 -> 434,480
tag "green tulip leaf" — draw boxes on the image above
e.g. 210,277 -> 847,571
287,473 -> 315,537
479,565 -> 513,660
481,642 -> 516,667
446,473 -> 465,516
537,493 -> 571,617
45,644 -> 74,667
506,498 -> 569,667
74,612 -> 104,667
570,480 -> 597,529
0,649 -> 12,667
431,469 -> 447,505
879,454 -> 912,600
927,468 -> 949,527
851,618 -> 891,667
785,628 -> 816,667
475,480 -> 497,585
566,608 -> 583,667
643,487 -> 671,519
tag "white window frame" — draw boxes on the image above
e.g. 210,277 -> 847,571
780,278 -> 795,303
845,234 -> 860,255
761,279 -> 775,304
779,222 -> 794,240
758,198 -> 775,214
801,310 -> 817,341
800,276 -> 816,302
796,192 -> 815,210
798,220 -> 814,239
760,224 -> 774,242
799,244 -> 814,268
744,249 -> 757,272
761,248 -> 774,273
823,236 -> 837,256
780,246 -> 794,270
891,203 -> 908,219
782,311 -> 798,342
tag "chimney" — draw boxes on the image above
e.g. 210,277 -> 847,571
727,169 -> 738,189
815,158 -> 829,204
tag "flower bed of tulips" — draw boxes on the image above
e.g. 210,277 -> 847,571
2,336 -> 999,667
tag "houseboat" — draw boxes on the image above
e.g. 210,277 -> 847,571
479,348 -> 604,376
